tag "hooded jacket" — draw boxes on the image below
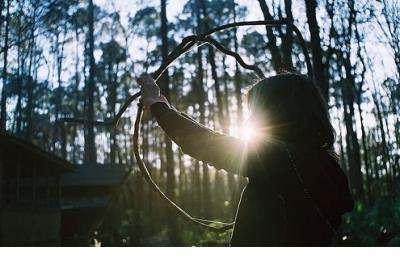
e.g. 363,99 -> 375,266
151,102 -> 354,246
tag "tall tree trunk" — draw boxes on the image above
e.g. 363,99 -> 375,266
0,0 -> 10,130
207,48 -> 226,131
53,26 -> 67,155
372,92 -> 393,198
354,30 -> 372,204
199,0 -> 226,130
200,0 -> 227,219
108,63 -> 118,163
341,56 -> 364,201
25,4 -> 38,141
160,0 -> 180,245
304,0 -> 329,101
192,0 -> 209,218
332,0 -> 364,201
72,27 -> 80,164
14,21 -> 28,136
232,3 -> 243,123
85,0 -> 97,163
356,91 -> 371,202
257,0 -> 283,71
282,0 -> 294,69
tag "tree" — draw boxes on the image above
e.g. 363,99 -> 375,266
98,40 -> 126,163
0,0 -> 10,130
159,0 -> 180,245
85,0 -> 97,163
304,0 -> 329,101
257,0 -> 283,71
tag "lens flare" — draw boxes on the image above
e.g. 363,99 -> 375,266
240,122 -> 257,141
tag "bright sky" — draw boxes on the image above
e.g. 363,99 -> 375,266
29,0 -> 398,160
99,0 -> 397,116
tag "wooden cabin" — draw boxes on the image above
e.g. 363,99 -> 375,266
61,164 -> 129,246
0,133 -> 75,246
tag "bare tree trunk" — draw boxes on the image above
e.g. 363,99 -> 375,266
160,0 -> 180,245
356,93 -> 371,202
342,57 -> 364,201
332,0 -> 364,201
191,0 -> 210,219
25,3 -> 40,142
52,24 -> 67,157
0,0 -> 10,130
372,92 -> 393,198
257,0 -> 283,71
198,0 -> 226,130
282,0 -> 294,69
72,27 -> 81,164
108,62 -> 118,163
304,0 -> 329,101
232,6 -> 243,123
14,19 -> 28,136
85,0 -> 97,163
354,27 -> 372,204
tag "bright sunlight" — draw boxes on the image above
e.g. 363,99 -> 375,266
239,121 -> 258,141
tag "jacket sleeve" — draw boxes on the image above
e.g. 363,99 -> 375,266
151,102 -> 249,176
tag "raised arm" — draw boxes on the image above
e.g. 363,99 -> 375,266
137,75 -> 249,176
151,102 -> 249,176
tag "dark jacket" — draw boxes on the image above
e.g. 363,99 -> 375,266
151,102 -> 354,246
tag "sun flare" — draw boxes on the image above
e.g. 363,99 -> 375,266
240,122 -> 257,141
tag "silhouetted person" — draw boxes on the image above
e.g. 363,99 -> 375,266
138,73 -> 354,246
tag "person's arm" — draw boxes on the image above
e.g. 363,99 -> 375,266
137,75 -> 249,176
151,102 -> 249,176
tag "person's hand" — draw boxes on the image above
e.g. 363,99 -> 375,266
137,75 -> 169,108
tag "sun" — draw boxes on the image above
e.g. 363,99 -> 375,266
240,122 -> 257,141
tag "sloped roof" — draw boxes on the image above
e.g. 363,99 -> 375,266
0,132 -> 75,174
62,163 -> 129,186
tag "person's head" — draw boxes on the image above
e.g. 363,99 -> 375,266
247,73 -> 334,150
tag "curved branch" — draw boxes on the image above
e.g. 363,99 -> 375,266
62,19 -> 314,233
202,19 -> 314,79
196,36 -> 265,79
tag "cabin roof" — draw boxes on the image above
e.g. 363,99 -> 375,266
0,132 -> 75,174
62,164 -> 129,187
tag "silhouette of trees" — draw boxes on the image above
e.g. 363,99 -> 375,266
0,0 -> 399,246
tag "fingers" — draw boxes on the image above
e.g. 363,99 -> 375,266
137,74 -> 159,95
137,74 -> 155,86
137,74 -> 164,108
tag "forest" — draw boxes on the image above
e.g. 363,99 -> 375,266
0,0 -> 399,247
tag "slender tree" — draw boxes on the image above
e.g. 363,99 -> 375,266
257,0 -> 283,71
85,0 -> 97,163
0,0 -> 10,130
304,0 -> 329,101
159,0 -> 180,245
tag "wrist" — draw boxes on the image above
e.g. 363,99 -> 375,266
151,101 -> 170,118
146,95 -> 169,107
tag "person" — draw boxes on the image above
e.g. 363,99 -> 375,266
137,73 -> 354,246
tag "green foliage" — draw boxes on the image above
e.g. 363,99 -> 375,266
339,198 -> 400,246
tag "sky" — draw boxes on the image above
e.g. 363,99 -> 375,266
27,0 -> 398,160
